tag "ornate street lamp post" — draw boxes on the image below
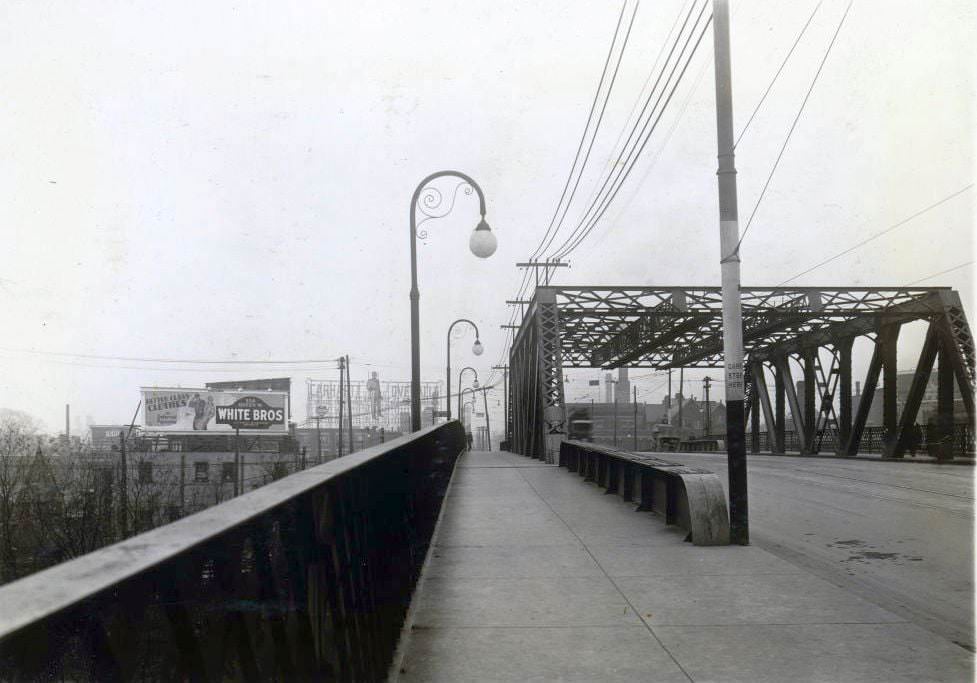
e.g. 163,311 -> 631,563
446,319 -> 482,421
410,171 -> 496,431
458,367 -> 479,422
460,387 -> 477,430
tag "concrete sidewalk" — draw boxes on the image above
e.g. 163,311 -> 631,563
396,450 -> 973,682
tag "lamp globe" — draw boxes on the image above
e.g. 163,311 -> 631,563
469,219 -> 497,258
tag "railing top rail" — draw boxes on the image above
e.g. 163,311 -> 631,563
563,440 -> 715,475
0,421 -> 453,642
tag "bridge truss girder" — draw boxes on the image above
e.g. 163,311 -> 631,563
509,286 -> 975,460
510,288 -> 566,463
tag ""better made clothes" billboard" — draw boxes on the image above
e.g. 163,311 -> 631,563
141,388 -> 289,433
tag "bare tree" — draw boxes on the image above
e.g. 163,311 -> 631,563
26,449 -> 117,564
0,410 -> 41,582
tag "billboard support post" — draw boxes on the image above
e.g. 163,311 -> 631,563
234,428 -> 241,497
180,454 -> 185,515
315,416 -> 322,464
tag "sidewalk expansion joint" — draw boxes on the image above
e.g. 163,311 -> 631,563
514,466 -> 696,683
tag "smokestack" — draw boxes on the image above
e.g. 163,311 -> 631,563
617,368 -> 631,404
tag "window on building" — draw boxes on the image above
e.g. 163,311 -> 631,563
138,461 -> 153,484
194,462 -> 209,482
221,462 -> 235,483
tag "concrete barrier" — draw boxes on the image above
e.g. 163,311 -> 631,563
559,440 -> 730,546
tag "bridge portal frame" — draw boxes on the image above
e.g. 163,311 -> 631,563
509,286 -> 974,460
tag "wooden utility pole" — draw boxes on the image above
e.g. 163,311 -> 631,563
118,432 -> 128,539
678,368 -> 684,428
633,385 -> 638,451
338,358 -> 345,458
703,376 -> 713,435
665,370 -> 672,424
713,0 -> 748,543
482,387 -> 492,451
613,386 -> 618,447
346,355 -> 354,455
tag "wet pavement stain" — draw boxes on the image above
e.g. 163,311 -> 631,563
830,539 -> 865,548
826,539 -> 921,564
856,551 -> 900,560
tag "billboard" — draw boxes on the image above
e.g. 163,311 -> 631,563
141,388 -> 289,434
306,373 -> 442,431
206,378 -> 292,418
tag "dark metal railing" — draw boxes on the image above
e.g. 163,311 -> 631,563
558,441 -> 729,545
0,421 -> 465,681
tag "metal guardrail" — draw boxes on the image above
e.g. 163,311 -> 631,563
0,422 -> 465,681
733,423 -> 974,457
559,441 -> 729,546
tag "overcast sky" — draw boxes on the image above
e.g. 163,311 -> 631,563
1,0 -> 973,433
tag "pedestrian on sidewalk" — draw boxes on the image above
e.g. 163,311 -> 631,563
466,432 -> 473,450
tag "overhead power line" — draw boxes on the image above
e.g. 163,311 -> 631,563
906,261 -> 975,286
734,0 -> 823,149
778,183 -> 974,285
535,0 -> 640,258
578,0 -> 701,253
589,0 -> 691,195
547,0 -> 707,260
529,1 -> 635,261
732,0 -> 853,257
0,348 -> 343,366
592,37 -> 713,252
551,3 -> 714,261
498,3 -> 639,384
497,2 -> 710,376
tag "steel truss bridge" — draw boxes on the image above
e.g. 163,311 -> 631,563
508,286 -> 975,462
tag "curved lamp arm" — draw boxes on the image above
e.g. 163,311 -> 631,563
446,321 -> 481,422
410,171 -> 492,432
458,383 -> 478,426
448,318 -> 481,344
459,366 -> 479,385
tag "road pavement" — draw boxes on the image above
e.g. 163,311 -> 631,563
659,451 -> 975,651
